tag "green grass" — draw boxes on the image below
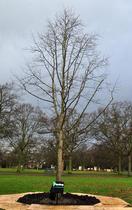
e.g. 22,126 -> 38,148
0,168 -> 44,174
0,168 -> 119,176
0,173 -> 132,204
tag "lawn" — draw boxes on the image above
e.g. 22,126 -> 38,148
0,167 -> 118,175
0,173 -> 131,204
0,168 -> 44,174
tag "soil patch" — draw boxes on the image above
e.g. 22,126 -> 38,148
17,192 -> 100,205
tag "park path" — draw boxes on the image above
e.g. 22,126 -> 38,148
0,192 -> 131,210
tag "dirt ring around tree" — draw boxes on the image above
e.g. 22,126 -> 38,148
0,192 -> 131,210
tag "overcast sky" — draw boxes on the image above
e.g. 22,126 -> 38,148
0,0 -> 132,103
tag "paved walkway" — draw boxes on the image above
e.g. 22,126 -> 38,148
0,192 -> 131,210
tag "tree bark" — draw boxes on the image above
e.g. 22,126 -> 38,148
68,155 -> 72,173
56,130 -> 64,181
128,154 -> 131,176
118,155 -> 122,175
16,151 -> 24,173
62,156 -> 64,172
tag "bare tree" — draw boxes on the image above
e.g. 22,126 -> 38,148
8,103 -> 43,172
93,102 -> 132,175
20,9 -> 112,181
118,102 -> 132,176
0,83 -> 17,138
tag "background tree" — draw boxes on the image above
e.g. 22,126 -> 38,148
92,102 -> 132,175
91,143 -> 117,170
72,144 -> 91,170
30,137 -> 57,169
7,103 -> 44,172
0,83 -> 17,138
116,102 -> 132,176
64,110 -> 91,173
20,9 -> 112,181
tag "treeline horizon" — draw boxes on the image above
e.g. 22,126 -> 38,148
0,82 -> 132,176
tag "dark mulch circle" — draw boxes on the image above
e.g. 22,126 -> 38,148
17,192 -> 100,205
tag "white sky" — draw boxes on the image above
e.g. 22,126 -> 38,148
0,0 -> 132,103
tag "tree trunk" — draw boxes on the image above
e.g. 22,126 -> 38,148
118,155 -> 121,175
17,163 -> 21,173
62,157 -> 64,172
68,155 -> 72,173
16,151 -> 24,173
66,160 -> 68,171
128,154 -> 131,176
56,130 -> 64,181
